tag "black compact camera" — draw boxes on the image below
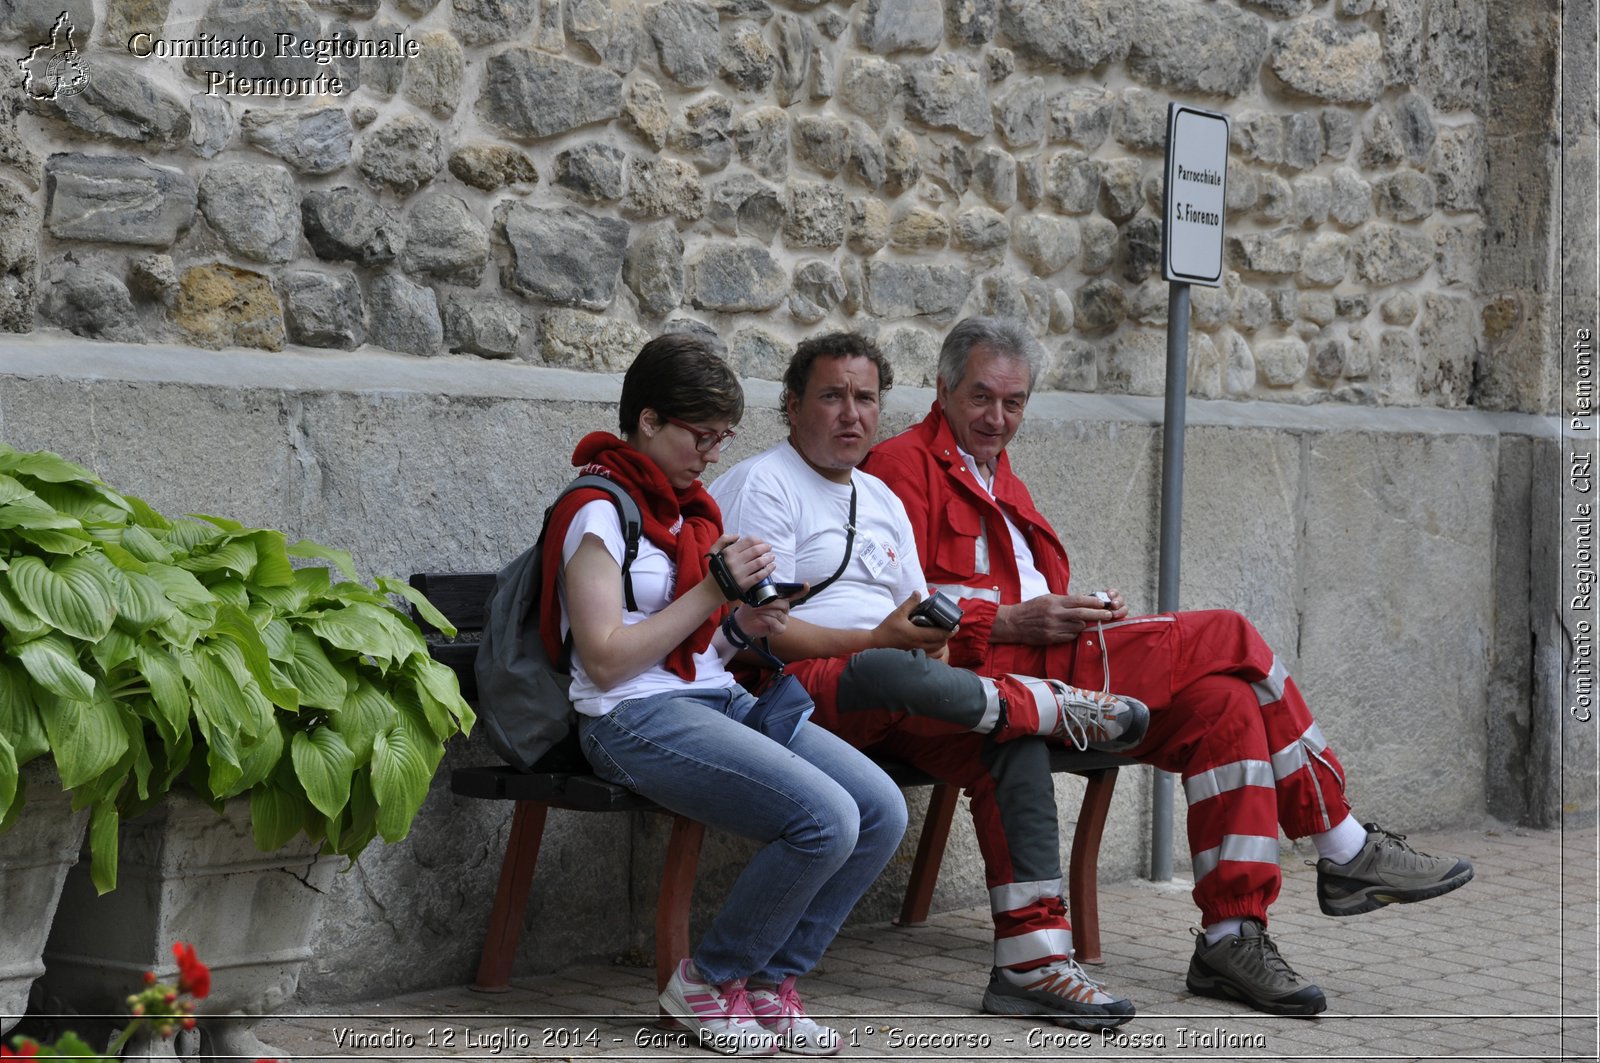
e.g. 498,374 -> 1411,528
908,590 -> 963,631
707,550 -> 803,606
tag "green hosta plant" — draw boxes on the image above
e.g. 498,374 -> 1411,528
0,444 -> 475,892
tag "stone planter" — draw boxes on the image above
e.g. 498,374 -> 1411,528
41,790 -> 335,1059
0,763 -> 89,1035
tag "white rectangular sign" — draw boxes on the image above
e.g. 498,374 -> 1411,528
1162,103 -> 1230,287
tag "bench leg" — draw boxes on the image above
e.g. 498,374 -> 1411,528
656,814 -> 704,1023
894,782 -> 961,927
1068,768 -> 1118,965
473,800 -> 550,993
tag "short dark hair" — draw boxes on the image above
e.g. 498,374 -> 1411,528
938,316 -> 1046,394
619,334 -> 744,436
780,331 -> 895,427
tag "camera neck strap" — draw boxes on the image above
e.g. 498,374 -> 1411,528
791,480 -> 857,608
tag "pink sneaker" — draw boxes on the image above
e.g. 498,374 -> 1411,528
659,959 -> 779,1057
746,977 -> 840,1056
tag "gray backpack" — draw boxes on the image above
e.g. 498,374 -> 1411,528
474,475 -> 641,772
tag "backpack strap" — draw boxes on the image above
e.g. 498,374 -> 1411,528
558,473 -> 643,612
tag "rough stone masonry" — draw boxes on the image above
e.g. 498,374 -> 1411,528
2,0 -> 1537,411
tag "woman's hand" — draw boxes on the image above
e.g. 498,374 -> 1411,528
733,597 -> 791,640
701,533 -> 777,600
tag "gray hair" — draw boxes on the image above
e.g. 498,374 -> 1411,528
937,316 -> 1047,394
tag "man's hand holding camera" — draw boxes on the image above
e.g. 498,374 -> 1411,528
872,593 -> 958,658
990,588 -> 1127,645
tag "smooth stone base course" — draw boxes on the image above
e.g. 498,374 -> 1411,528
0,765 -> 88,1035
0,335 -> 1569,1005
39,791 -> 334,1053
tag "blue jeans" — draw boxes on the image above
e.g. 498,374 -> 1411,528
578,686 -> 907,985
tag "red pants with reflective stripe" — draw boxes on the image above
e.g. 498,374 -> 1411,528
988,609 -> 1352,926
788,655 -> 1073,967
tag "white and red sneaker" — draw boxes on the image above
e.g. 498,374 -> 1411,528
746,977 -> 841,1056
660,959 -> 780,1057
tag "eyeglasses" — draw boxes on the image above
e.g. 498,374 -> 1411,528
661,415 -> 737,454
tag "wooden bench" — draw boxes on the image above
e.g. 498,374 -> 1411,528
411,571 -> 1129,996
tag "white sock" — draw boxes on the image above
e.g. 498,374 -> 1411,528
1311,815 -> 1370,865
1202,917 -> 1245,945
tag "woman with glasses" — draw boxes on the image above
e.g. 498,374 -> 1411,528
544,334 -> 907,1056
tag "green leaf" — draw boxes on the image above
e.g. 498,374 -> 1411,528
245,529 -> 295,587
5,449 -> 100,485
15,634 -> 97,702
250,782 -> 306,851
406,655 -> 474,738
0,576 -> 50,641
88,799 -> 120,894
206,577 -> 250,608
0,473 -> 80,530
327,581 -> 391,607
7,555 -> 117,641
375,577 -> 458,638
228,721 -> 285,798
291,728 -> 356,820
288,539 -> 359,582
371,723 -> 433,843
40,689 -> 128,790
178,538 -> 257,579
0,732 -> 17,822
261,617 -> 294,661
32,480 -> 132,524
0,660 -> 48,764
117,522 -> 173,563
89,627 -> 137,673
330,678 -> 395,761
133,644 -> 189,744
144,562 -> 217,613
112,569 -> 178,632
119,700 -> 153,801
123,492 -> 172,531
335,768 -> 379,857
204,726 -> 243,797
14,528 -> 93,554
191,513 -> 246,533
162,518 -> 227,554
181,646 -> 256,747
189,643 -> 274,741
209,605 -> 298,711
307,604 -> 403,666
279,628 -> 349,712
154,608 -> 206,648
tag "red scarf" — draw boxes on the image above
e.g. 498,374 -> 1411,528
539,432 -> 726,680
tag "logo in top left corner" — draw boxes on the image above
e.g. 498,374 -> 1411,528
18,11 -> 91,101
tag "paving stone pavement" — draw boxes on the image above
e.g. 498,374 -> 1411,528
258,824 -> 1599,1062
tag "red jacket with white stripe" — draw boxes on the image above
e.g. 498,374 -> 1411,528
862,403 -> 1076,676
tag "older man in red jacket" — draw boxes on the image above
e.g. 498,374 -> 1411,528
860,316 -> 1474,1016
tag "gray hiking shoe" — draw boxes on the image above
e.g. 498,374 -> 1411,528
982,958 -> 1135,1031
1185,920 -> 1326,1017
1315,822 -> 1473,917
1045,681 -> 1150,754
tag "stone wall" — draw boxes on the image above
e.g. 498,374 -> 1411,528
2,0 -> 1550,410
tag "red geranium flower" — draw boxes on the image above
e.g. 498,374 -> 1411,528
1,1039 -> 40,1057
172,942 -> 211,1000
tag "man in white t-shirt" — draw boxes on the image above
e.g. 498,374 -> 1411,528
709,332 -> 1145,1032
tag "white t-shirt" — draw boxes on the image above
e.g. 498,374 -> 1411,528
959,448 -> 1052,602
709,441 -> 927,630
557,499 -> 737,716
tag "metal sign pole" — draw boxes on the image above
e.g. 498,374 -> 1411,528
1149,282 -> 1191,883
1150,101 -> 1228,884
